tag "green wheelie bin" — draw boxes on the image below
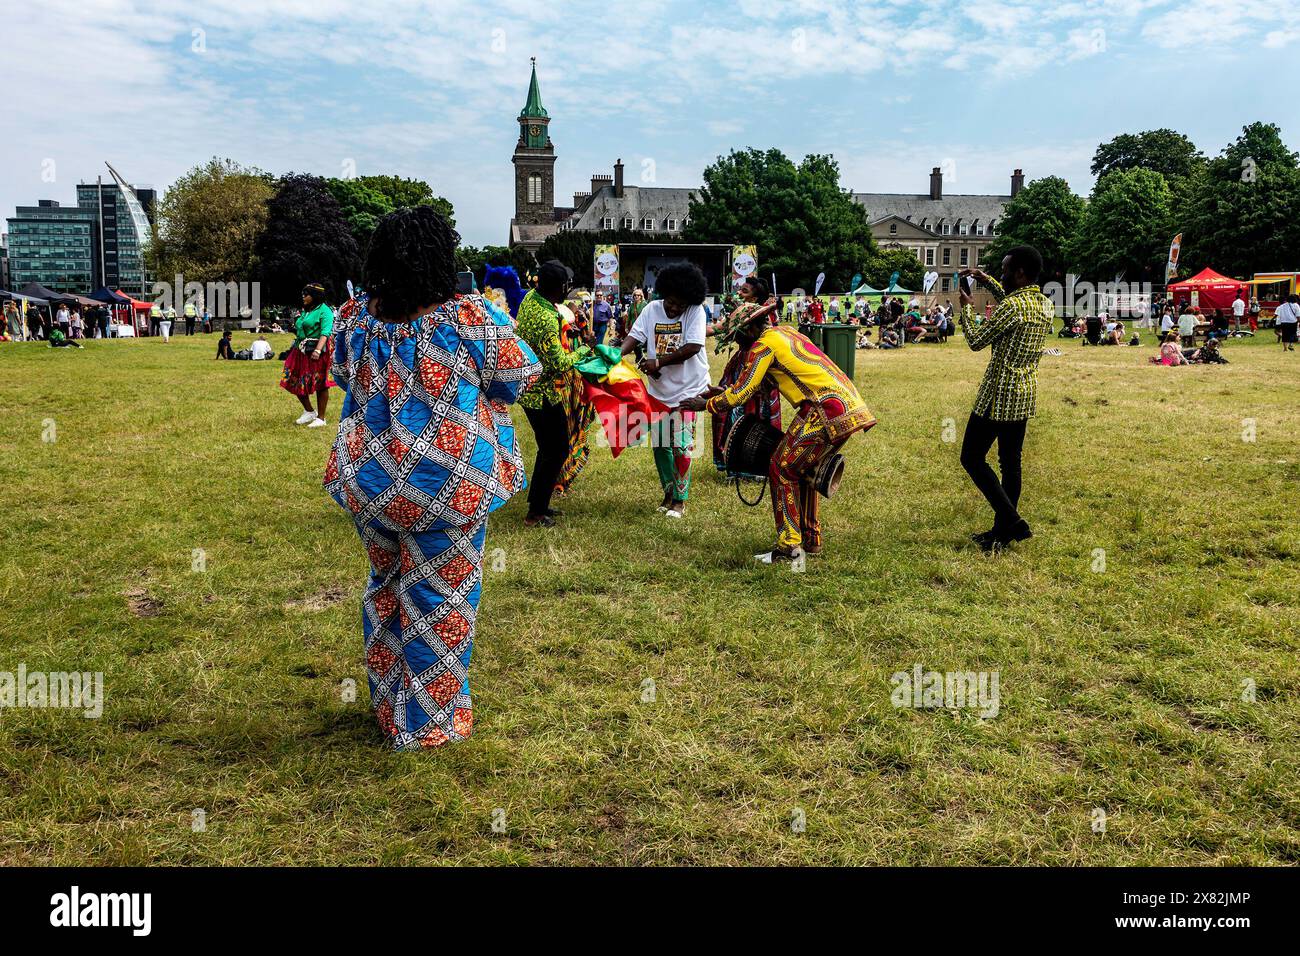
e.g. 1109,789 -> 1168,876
820,322 -> 857,379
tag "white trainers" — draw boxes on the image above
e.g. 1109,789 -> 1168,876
295,411 -> 317,425
307,417 -> 327,428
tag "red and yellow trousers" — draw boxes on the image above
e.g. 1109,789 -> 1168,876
769,403 -> 847,552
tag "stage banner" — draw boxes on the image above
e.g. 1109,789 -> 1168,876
594,245 -> 620,296
731,245 -> 757,291
1165,234 -> 1182,283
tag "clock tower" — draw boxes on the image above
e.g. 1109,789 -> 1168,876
513,58 -> 556,226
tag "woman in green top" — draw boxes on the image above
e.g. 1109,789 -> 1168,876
280,283 -> 337,428
515,260 -> 590,526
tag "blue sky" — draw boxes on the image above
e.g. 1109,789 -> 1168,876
6,0 -> 1300,248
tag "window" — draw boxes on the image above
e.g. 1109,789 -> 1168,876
602,217 -> 613,230
941,278 -> 950,292
919,219 -> 928,231
988,219 -> 997,236
958,220 -> 967,235
960,247 -> 969,266
942,248 -> 951,266
642,217 -> 654,231
973,220 -> 984,236
940,219 -> 950,235
623,216 -> 634,230
914,248 -> 923,261
527,174 -> 542,204
666,218 -> 678,231
889,222 -> 898,235
925,248 -> 935,266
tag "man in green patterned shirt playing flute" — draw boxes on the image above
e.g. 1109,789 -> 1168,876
957,245 -> 1054,554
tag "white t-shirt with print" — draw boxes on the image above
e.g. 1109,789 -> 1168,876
628,300 -> 710,407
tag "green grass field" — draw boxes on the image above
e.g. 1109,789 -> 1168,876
1,328 -> 1296,865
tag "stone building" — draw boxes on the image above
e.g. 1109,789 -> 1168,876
508,61 -> 692,253
855,168 -> 1023,295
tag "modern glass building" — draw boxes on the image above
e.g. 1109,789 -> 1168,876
5,164 -> 156,294
6,200 -> 98,292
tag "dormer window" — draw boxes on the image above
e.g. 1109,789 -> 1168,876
623,216 -> 634,229
642,217 -> 654,230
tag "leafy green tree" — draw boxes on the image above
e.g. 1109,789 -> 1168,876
685,148 -> 878,292
863,247 -> 924,291
1091,129 -> 1204,181
358,175 -> 455,223
1179,122 -> 1300,277
1067,168 -> 1173,281
254,174 -> 360,305
147,158 -> 276,283
983,176 -> 1084,283
325,175 -> 455,251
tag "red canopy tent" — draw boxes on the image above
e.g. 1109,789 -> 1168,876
115,290 -> 154,311
1166,268 -> 1248,312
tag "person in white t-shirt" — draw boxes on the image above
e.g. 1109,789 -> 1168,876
250,335 -> 274,360
621,262 -> 712,518
1275,293 -> 1299,351
1231,293 -> 1246,331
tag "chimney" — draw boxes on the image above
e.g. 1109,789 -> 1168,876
929,166 -> 943,201
614,158 -> 624,198
573,190 -> 590,208
1011,168 -> 1025,196
591,173 -> 612,196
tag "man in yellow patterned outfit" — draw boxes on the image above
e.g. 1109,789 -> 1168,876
683,313 -> 876,563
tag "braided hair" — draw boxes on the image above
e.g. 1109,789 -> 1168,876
364,205 -> 460,320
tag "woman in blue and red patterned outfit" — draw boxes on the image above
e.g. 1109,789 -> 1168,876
325,207 -> 541,750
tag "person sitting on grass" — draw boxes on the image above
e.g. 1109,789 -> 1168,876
1150,331 -> 1187,366
215,329 -> 235,359
47,328 -> 83,349
1186,337 -> 1229,364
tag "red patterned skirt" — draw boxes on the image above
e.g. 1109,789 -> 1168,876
280,338 -> 336,397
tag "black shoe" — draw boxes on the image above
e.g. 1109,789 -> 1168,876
982,519 -> 1032,553
970,527 -> 997,547
545,508 -> 563,518
524,514 -> 556,528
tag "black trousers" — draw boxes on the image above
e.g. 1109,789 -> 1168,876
960,412 -> 1027,530
523,401 -> 568,518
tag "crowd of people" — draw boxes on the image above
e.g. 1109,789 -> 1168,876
7,207 -> 1286,753
290,204 -> 1058,750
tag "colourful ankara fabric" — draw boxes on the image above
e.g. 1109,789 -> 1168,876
516,289 -> 586,409
706,325 -> 874,442
324,293 -> 541,532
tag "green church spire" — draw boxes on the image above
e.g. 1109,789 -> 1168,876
521,57 -> 548,119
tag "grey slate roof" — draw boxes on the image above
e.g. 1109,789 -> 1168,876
566,184 -> 695,231
853,192 -> 1009,234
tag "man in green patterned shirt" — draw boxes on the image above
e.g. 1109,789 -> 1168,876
957,245 -> 1054,553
